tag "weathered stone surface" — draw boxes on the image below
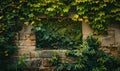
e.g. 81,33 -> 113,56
99,33 -> 114,47
31,59 -> 42,68
42,58 -> 51,67
58,50 -> 67,57
30,34 -> 36,40
30,51 -> 40,58
39,50 -> 67,58
39,67 -> 54,71
18,46 -> 35,50
39,50 -> 55,58
99,23 -> 120,48
82,22 -> 93,39
18,46 -> 35,55
15,24 -> 120,71
23,39 -> 35,46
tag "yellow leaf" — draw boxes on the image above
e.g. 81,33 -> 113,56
85,19 -> 89,23
63,7 -> 70,13
72,14 -> 79,21
47,8 -> 54,11
4,50 -> 8,53
111,8 -> 120,13
5,54 -> 8,56
31,21 -> 35,25
52,4 -> 58,8
12,10 -> 16,13
0,16 -> 3,19
24,22 -> 29,25
60,13 -> 63,16
103,0 -> 109,2
73,14 -> 79,19
99,12 -> 105,16
83,16 -> 88,19
20,17 -> 24,20
78,18 -> 83,21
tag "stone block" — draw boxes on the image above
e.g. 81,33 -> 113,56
31,59 -> 42,68
15,41 -> 20,46
42,58 -> 51,67
39,67 -> 54,71
99,35 -> 115,47
58,50 -> 67,57
61,57 -> 77,64
30,51 -> 39,58
39,50 -> 56,58
17,46 -> 26,49
18,40 -> 25,46
82,22 -> 93,39
18,46 -> 35,50
23,39 -> 35,46
27,46 -> 36,50
24,25 -> 33,34
31,41 -> 36,46
39,50 -> 67,58
18,49 -> 31,55
30,34 -> 36,40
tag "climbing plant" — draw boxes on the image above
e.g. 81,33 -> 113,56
35,19 -> 82,49
27,0 -> 120,34
50,36 -> 120,71
1,0 -> 120,34
0,0 -> 120,70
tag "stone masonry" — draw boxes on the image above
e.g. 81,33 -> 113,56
16,23 -> 120,71
16,25 -> 68,71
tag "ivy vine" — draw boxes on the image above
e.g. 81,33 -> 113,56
35,19 -> 82,49
1,0 -> 120,34
50,36 -> 120,71
0,0 -> 120,70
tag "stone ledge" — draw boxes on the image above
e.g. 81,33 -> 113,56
34,50 -> 67,58
18,49 -> 67,58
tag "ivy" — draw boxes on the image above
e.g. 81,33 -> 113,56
26,0 -> 120,34
0,0 -> 120,70
35,19 -> 82,49
50,36 -> 120,71
1,0 -> 120,34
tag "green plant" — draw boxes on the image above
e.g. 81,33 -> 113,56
0,32 -> 18,71
1,0 -> 120,70
49,52 -> 61,66
35,19 -> 82,49
50,36 -> 120,71
17,55 -> 30,71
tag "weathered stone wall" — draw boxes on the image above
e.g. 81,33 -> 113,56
82,21 -> 93,39
82,22 -> 120,57
16,25 -> 69,71
16,25 -> 36,55
82,22 -> 120,48
24,50 -> 67,71
16,23 -> 120,71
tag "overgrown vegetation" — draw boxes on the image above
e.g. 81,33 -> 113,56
0,35 -> 17,71
50,36 -> 120,71
1,0 -> 120,34
35,19 -> 82,49
0,0 -> 120,71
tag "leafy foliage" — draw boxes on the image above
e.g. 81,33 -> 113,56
0,32 -> 18,71
0,0 -> 120,71
1,0 -> 119,34
35,19 -> 82,49
50,36 -> 120,71
26,0 -> 120,34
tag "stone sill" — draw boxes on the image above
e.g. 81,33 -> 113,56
18,49 -> 68,58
